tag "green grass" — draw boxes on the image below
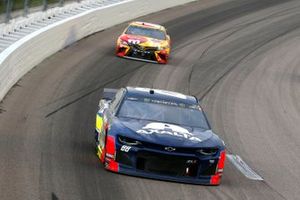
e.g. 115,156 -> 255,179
0,1 -> 6,14
0,0 -> 76,15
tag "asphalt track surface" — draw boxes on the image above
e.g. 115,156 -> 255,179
1,0 -> 300,199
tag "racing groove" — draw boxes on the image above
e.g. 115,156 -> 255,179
1,0 -> 300,199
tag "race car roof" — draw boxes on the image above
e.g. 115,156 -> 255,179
125,87 -> 198,105
129,21 -> 166,31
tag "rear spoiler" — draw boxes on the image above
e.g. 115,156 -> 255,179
103,88 -> 118,100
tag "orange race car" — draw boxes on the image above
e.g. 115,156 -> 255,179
116,21 -> 171,64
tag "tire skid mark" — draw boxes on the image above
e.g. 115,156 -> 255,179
174,2 -> 300,52
187,26 -> 244,95
261,181 -> 289,200
45,63 -> 146,118
182,3 -> 299,96
193,22 -> 300,99
166,0 -> 293,47
40,52 -> 115,108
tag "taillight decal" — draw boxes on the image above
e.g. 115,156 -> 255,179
210,150 -> 226,185
105,135 -> 119,172
106,135 -> 115,155
96,115 -> 103,132
218,150 -> 226,170
108,160 -> 119,172
210,174 -> 220,185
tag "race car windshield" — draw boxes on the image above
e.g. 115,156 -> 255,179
125,26 -> 166,40
118,100 -> 209,129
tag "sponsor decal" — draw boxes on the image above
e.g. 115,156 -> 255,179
186,160 -> 197,164
136,122 -> 202,142
134,87 -> 187,99
128,39 -> 140,44
164,146 -> 176,152
150,38 -> 161,43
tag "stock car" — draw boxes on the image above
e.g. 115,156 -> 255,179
95,87 -> 226,185
116,21 -> 171,64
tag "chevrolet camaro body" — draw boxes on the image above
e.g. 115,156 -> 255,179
95,87 -> 226,185
116,21 -> 171,64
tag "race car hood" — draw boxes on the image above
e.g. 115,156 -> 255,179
113,118 -> 221,148
120,34 -> 168,48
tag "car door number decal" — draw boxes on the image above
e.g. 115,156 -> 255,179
120,145 -> 131,152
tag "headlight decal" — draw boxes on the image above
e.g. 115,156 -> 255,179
121,40 -> 128,45
96,114 -> 103,132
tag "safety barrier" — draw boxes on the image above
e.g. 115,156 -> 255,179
0,0 -> 126,53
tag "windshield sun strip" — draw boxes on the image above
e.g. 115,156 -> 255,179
125,97 -> 199,110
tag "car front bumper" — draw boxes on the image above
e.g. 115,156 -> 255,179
101,135 -> 225,185
116,44 -> 169,64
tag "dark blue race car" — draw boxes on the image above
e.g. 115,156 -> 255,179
95,87 -> 226,185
